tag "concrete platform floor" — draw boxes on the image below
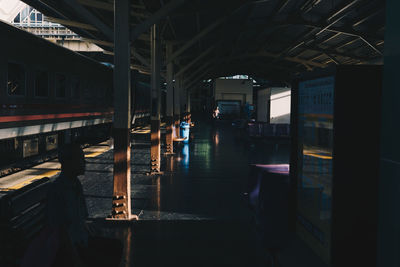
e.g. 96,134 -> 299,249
80,118 -> 326,267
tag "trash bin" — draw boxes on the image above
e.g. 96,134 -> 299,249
180,122 -> 190,143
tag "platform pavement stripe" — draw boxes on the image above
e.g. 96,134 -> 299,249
0,146 -> 110,191
303,152 -> 332,160
85,147 -> 111,158
0,170 -> 60,191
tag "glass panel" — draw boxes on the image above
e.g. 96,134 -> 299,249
37,13 -> 42,22
35,70 -> 49,97
297,76 -> 334,262
55,73 -> 66,98
71,77 -> 80,99
7,62 -> 25,96
30,11 -> 35,22
14,13 -> 20,23
21,7 -> 28,21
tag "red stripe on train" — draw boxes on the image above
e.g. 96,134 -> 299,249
0,112 -> 113,123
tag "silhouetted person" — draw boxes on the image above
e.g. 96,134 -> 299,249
45,144 -> 122,267
213,106 -> 220,119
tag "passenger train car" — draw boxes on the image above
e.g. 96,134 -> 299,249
0,21 -> 150,162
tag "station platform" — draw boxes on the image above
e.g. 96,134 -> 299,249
0,118 -> 326,267
80,118 -> 325,267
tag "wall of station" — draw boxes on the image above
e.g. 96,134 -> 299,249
214,78 -> 253,105
257,87 -> 291,123
270,87 -> 291,123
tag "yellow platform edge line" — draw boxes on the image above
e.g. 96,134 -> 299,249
85,147 -> 111,158
304,153 -> 333,160
1,170 -> 60,191
1,147 -> 110,191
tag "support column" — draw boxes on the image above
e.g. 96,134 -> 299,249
112,0 -> 132,220
174,78 -> 181,138
187,88 -> 191,124
378,1 -> 400,266
165,42 -> 174,153
150,24 -> 162,173
181,83 -> 187,122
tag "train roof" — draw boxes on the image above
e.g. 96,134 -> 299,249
1,20 -> 111,72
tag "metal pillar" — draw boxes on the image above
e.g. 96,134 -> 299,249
150,24 -> 162,173
181,83 -> 187,120
165,41 -> 174,153
187,88 -> 191,124
111,0 -> 132,220
174,78 -> 181,138
378,1 -> 400,266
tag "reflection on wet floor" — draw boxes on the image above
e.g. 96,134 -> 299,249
82,118 -> 298,266
139,120 -> 290,221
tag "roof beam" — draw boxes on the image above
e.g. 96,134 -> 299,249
308,53 -> 325,61
269,53 -> 326,68
168,17 -> 226,63
159,0 -> 177,39
323,53 -> 339,65
64,0 -> 153,69
132,50 -> 150,67
305,45 -> 370,62
301,0 -> 323,14
130,0 -> 186,41
326,0 -> 362,22
82,35 -> 150,46
175,44 -> 217,78
352,7 -> 384,28
102,50 -> 150,74
229,4 -> 255,56
268,0 -> 378,59
315,13 -> 348,36
81,39 -> 151,68
77,0 -> 113,11
335,36 -> 360,50
276,0 -> 291,14
183,61 -> 212,86
186,77 -> 206,92
300,20 -> 383,55
320,32 -> 342,44
82,38 -> 113,47
185,66 -> 212,90
45,16 -> 98,31
78,0 -> 150,19
64,0 -> 113,40
238,52 -> 327,68
302,21 -> 382,42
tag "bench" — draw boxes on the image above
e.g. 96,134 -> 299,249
247,123 -> 291,138
0,178 -> 51,266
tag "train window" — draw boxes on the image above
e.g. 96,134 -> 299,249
55,73 -> 66,98
71,76 -> 80,99
34,70 -> 49,97
7,62 -> 26,96
82,80 -> 92,101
